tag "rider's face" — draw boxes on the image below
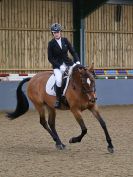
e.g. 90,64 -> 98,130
52,31 -> 61,39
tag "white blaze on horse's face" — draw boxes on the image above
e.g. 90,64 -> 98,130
87,78 -> 91,85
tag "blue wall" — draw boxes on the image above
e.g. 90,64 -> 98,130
0,81 -> 33,111
0,80 -> 133,111
96,79 -> 133,105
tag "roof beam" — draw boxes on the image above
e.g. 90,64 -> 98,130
80,0 -> 108,18
107,0 -> 133,5
73,0 -> 107,63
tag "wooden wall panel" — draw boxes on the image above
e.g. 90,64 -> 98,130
85,4 -> 133,69
0,0 -> 73,73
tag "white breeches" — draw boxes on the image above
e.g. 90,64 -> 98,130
54,63 -> 67,87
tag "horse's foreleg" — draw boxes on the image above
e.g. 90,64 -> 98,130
47,106 -> 65,150
69,109 -> 87,143
90,105 -> 114,153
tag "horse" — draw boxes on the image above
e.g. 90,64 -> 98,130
7,64 -> 114,153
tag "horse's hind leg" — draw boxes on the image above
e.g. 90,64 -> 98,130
90,105 -> 114,153
34,103 -> 58,145
46,105 -> 65,150
69,108 -> 87,143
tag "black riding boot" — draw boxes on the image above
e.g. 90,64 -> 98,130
54,86 -> 62,108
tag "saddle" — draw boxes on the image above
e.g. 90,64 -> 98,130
46,70 -> 70,107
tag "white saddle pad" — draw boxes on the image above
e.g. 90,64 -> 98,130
46,74 -> 70,96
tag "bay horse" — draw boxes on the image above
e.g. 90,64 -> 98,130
7,64 -> 114,153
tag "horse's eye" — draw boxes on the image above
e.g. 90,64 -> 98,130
87,78 -> 91,85
79,67 -> 84,70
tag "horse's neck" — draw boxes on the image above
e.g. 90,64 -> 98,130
71,72 -> 82,88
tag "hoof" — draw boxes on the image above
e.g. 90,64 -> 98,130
69,138 -> 73,144
69,137 -> 81,144
107,146 -> 114,153
56,144 -> 66,150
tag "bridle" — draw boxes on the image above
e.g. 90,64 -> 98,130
82,74 -> 97,103
81,71 -> 96,94
76,65 -> 97,103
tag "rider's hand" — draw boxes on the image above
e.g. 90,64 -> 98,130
60,64 -> 66,73
76,61 -> 80,64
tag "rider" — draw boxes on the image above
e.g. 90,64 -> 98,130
48,23 -> 80,108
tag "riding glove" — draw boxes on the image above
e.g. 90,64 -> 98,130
60,64 -> 66,73
76,61 -> 80,64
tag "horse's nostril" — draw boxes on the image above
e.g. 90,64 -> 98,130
89,98 -> 95,103
91,98 -> 96,103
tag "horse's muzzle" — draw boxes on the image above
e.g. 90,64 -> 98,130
87,93 -> 97,103
89,98 -> 96,103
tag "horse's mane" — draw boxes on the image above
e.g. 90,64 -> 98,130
72,64 -> 85,72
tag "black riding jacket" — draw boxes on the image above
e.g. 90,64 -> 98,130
48,37 -> 79,69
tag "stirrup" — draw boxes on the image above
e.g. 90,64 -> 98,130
54,100 -> 61,108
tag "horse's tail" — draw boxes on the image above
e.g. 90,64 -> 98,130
7,77 -> 31,119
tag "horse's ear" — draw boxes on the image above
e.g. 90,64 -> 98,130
88,62 -> 94,72
78,67 -> 83,73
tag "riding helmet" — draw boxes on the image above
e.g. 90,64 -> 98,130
50,23 -> 62,32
